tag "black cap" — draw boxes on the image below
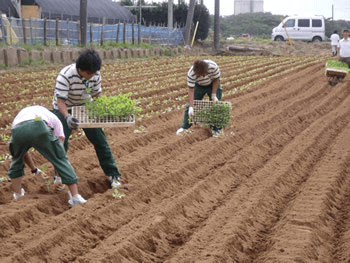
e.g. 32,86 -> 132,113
343,29 -> 349,33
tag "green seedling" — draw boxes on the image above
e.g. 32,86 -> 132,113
195,102 -> 231,129
133,125 -> 147,134
112,189 -> 126,199
0,176 -> 7,182
46,179 -> 52,192
85,93 -> 142,119
327,60 -> 350,72
41,164 -> 47,172
0,134 -> 10,143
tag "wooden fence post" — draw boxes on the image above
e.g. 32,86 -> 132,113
132,22 -> 134,44
56,18 -> 59,46
66,19 -> 69,45
9,17 -> 12,45
101,16 -> 106,46
29,18 -> 33,44
43,17 -> 47,46
90,23 -> 93,44
22,18 -> 26,44
123,22 -> 126,44
149,24 -> 152,44
116,22 -> 120,43
138,22 -> 141,44
77,21 -> 81,45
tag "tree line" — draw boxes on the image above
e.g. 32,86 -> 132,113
120,0 -> 210,40
119,1 -> 350,40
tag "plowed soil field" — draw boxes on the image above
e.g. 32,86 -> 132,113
1,55 -> 350,263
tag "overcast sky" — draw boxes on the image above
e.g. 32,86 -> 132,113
155,0 -> 349,21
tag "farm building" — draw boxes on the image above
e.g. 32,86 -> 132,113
0,0 -> 136,24
0,0 -> 20,18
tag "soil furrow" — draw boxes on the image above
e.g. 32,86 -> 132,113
1,56 -> 348,263
164,82 -> 350,263
254,121 -> 350,263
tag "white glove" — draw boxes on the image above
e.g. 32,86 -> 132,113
211,94 -> 218,102
54,175 -> 65,191
188,106 -> 194,116
32,167 -> 49,181
65,114 -> 79,130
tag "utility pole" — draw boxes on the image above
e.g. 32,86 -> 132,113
80,0 -> 88,46
332,4 -> 334,23
168,0 -> 173,29
214,0 -> 220,50
183,0 -> 196,46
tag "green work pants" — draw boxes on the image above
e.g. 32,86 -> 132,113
8,120 -> 78,184
181,82 -> 223,130
52,109 -> 121,178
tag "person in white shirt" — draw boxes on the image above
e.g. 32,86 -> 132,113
330,30 -> 340,57
338,29 -> 350,67
8,105 -> 87,206
176,59 -> 223,136
52,49 -> 122,189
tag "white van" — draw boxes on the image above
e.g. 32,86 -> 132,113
271,16 -> 325,42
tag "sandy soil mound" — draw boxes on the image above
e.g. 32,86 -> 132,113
192,39 -> 333,57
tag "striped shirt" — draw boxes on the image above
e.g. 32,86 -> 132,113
52,63 -> 102,110
12,105 -> 64,138
187,60 -> 221,88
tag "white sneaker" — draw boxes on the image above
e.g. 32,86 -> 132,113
13,188 -> 25,200
176,128 -> 186,135
68,194 -> 87,206
211,129 -> 222,136
108,176 -> 121,189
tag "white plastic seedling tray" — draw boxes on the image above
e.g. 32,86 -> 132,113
325,62 -> 349,77
191,100 -> 232,124
71,106 -> 135,128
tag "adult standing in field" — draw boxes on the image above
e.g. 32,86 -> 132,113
330,30 -> 340,57
338,29 -> 350,67
176,59 -> 223,136
8,105 -> 87,206
51,48 -> 122,189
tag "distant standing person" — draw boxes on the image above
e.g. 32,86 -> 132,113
330,30 -> 340,57
8,105 -> 87,206
51,48 -> 122,189
176,59 -> 223,136
338,29 -> 350,67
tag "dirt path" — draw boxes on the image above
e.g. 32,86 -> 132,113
1,57 -> 350,262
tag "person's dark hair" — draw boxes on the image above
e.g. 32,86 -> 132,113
76,49 -> 101,72
193,59 -> 208,74
334,30 -> 338,33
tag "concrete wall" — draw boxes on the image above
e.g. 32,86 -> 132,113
0,47 -> 183,67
